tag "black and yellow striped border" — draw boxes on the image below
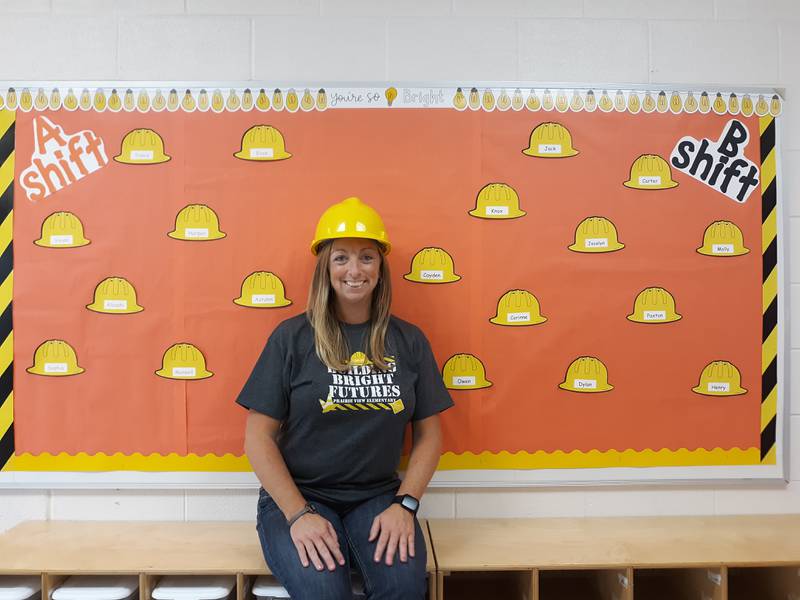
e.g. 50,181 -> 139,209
759,115 -> 778,464
0,109 -> 13,472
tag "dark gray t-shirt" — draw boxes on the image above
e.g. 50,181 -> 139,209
236,313 -> 454,506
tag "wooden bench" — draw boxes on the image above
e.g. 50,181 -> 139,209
0,521 -> 436,599
428,515 -> 800,600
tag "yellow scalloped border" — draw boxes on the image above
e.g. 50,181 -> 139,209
0,86 -> 782,116
2,447 -> 760,472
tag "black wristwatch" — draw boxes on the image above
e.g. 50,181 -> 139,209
392,494 -> 420,515
287,502 -> 317,529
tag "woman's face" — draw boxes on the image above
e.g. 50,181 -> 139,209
328,238 -> 382,307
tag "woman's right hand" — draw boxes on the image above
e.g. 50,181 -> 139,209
289,512 -> 346,571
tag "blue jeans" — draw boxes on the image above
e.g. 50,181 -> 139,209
255,489 -> 427,600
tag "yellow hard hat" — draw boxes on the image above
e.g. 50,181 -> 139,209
349,351 -> 372,367
568,216 -> 625,253
155,343 -> 213,380
490,289 -> 547,326
558,356 -> 613,393
522,122 -> 579,158
469,183 -> 526,220
168,204 -> 226,241
696,221 -> 750,257
404,247 -> 461,283
234,125 -> 292,161
26,339 -> 85,376
310,197 -> 391,255
626,287 -> 682,324
34,211 -> 90,248
86,277 -> 144,314
692,360 -> 747,396
234,271 -> 292,308
623,154 -> 678,189
442,353 -> 492,390
113,128 -> 171,165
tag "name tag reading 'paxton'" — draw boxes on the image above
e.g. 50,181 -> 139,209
643,311 -> 666,321
670,119 -> 759,203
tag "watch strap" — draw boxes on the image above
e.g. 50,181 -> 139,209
287,502 -> 317,528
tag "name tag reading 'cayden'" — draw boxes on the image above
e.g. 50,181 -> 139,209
420,270 -> 444,280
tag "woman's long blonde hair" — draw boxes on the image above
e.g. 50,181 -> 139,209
306,240 -> 392,371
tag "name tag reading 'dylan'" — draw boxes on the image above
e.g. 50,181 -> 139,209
573,379 -> 597,389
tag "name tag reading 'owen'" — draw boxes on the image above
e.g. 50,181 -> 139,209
454,376 -> 475,386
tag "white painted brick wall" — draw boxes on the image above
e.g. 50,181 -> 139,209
0,0 -> 797,530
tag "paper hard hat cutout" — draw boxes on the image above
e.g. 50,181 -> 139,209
469,183 -> 526,220
155,343 -> 213,380
623,154 -> 678,190
568,216 -> 625,253
234,125 -> 292,161
34,211 -> 90,248
692,360 -> 747,396
234,271 -> 292,308
522,122 -> 579,158
558,356 -> 613,393
626,287 -> 682,324
404,247 -> 461,284
86,277 -> 144,314
490,290 -> 547,327
113,128 -> 171,165
442,353 -> 492,390
696,221 -> 750,257
168,204 -> 226,241
27,339 -> 85,377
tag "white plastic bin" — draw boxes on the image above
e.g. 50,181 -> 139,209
251,577 -> 289,600
152,576 -> 235,600
51,576 -> 138,600
0,576 -> 42,600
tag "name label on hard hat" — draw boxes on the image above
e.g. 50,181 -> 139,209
454,376 -> 475,386
639,176 -> 661,186
707,382 -> 730,393
130,150 -> 154,160
184,228 -> 209,239
538,144 -> 562,154
712,244 -> 734,254
44,363 -> 68,373
485,206 -> 509,216
104,300 -> 128,311
420,270 -> 444,280
250,148 -> 274,158
643,311 -> 666,321
251,294 -> 276,305
507,312 -> 531,322
172,367 -> 196,377
585,238 -> 609,248
50,235 -> 74,245
574,378 -> 597,389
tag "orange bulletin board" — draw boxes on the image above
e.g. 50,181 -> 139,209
0,85 -> 787,486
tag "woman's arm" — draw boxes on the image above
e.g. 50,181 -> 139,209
369,414 -> 443,565
245,409 -> 345,571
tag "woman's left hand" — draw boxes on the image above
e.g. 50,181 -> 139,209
369,504 -> 415,566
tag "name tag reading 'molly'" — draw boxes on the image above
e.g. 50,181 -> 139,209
130,150 -> 154,161
585,238 -> 609,248
538,144 -> 561,154
574,378 -> 597,389
173,367 -> 196,378
50,235 -> 74,245
485,205 -> 509,216
184,228 -> 209,239
103,300 -> 128,311
251,294 -> 276,305
250,148 -> 274,159
707,382 -> 730,393
420,270 -> 444,280
454,376 -> 476,386
44,363 -> 68,373
713,244 -> 734,254
639,176 -> 661,186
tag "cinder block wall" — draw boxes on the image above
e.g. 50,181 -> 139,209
0,0 -> 798,530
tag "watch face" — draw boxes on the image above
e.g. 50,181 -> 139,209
401,496 -> 419,511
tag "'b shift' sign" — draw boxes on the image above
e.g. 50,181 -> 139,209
670,119 -> 759,203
